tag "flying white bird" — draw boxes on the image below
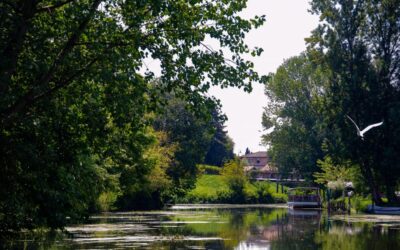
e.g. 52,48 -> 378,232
346,115 -> 383,140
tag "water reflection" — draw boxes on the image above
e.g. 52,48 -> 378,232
234,208 -> 322,250
2,206 -> 400,249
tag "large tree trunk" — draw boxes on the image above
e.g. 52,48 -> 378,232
0,0 -> 38,93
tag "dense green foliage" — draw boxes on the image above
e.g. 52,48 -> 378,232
153,96 -> 215,192
221,159 -> 247,203
153,96 -> 234,193
198,164 -> 222,175
115,130 -> 177,210
262,54 -> 326,180
313,157 -> 360,190
263,0 -> 400,204
204,108 -> 235,167
308,0 -> 400,203
0,0 -> 267,231
184,170 -> 287,204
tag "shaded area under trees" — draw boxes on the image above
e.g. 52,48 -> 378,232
0,0 -> 267,231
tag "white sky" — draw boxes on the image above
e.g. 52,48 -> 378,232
210,0 -> 319,155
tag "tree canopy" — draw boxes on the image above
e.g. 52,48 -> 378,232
204,106 -> 234,167
0,0 -> 267,231
0,0 -> 267,126
262,53 -> 326,179
262,0 -> 400,204
308,0 -> 400,203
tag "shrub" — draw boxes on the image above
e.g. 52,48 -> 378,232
96,191 -> 119,212
183,171 -> 289,204
221,159 -> 247,203
272,193 -> 288,203
244,184 -> 259,203
198,165 -> 222,175
352,195 -> 371,213
216,189 -> 234,203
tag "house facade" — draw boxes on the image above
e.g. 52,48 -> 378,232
241,151 -> 279,181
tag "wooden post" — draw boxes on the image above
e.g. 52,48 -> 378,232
327,189 -> 331,213
348,195 -> 351,214
372,194 -> 375,212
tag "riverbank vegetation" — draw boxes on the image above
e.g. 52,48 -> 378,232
0,0 -> 267,232
262,0 -> 400,207
1,0 -> 399,234
183,162 -> 287,204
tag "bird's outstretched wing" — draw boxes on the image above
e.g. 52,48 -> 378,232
360,121 -> 384,135
346,115 -> 360,132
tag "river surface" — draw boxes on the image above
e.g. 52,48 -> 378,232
4,204 -> 400,249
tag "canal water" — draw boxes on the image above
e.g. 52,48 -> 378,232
3,204 -> 400,249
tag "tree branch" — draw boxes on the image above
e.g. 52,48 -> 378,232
0,0 -> 39,93
1,58 -> 99,127
37,0 -> 77,12
35,59 -> 99,101
1,0 -> 19,12
200,42 -> 237,67
38,0 -> 101,86
74,41 -> 133,47
1,0 -> 102,123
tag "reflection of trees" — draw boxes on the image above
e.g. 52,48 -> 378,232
1,230 -> 64,249
315,221 -> 400,250
7,209 -> 400,250
175,208 -> 288,249
244,210 -> 322,250
220,209 -> 288,249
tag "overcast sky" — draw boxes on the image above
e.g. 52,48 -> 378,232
210,0 -> 319,155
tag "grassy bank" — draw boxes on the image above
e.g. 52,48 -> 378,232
182,173 -> 287,204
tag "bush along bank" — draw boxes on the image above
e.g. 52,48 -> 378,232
181,171 -> 287,204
